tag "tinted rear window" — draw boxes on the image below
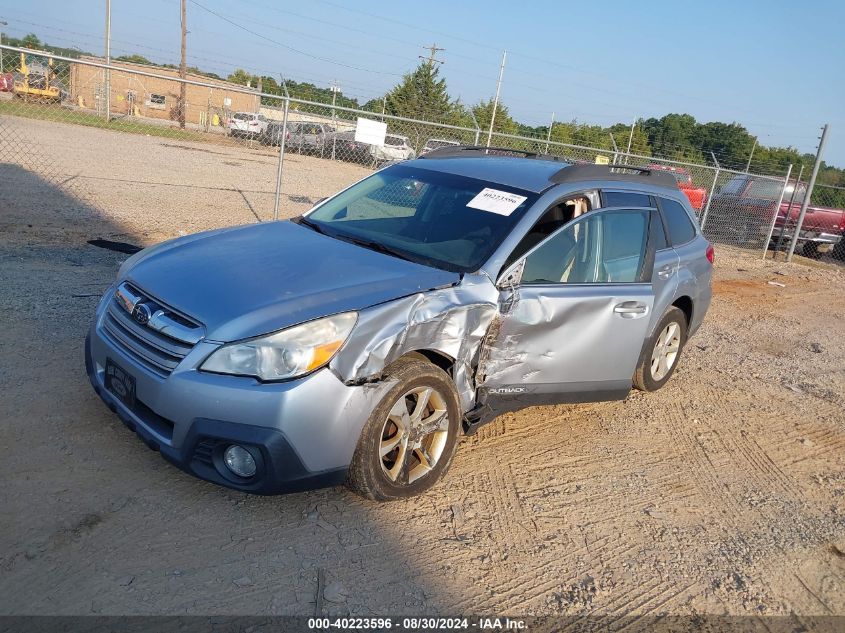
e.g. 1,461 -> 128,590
660,198 -> 697,245
746,178 -> 786,200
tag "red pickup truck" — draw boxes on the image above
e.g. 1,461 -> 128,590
648,164 -> 708,211
706,174 -> 845,258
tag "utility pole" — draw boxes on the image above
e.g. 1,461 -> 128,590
625,118 -> 636,164
786,124 -> 830,261
330,81 -> 340,160
0,21 -> 7,75
419,43 -> 445,66
179,0 -> 187,128
745,137 -> 757,173
486,50 -> 507,148
104,0 -> 111,120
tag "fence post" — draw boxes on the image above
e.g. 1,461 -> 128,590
774,164 -> 804,257
698,167 -> 720,232
272,98 -> 290,222
762,163 -> 792,259
469,110 -> 481,146
786,124 -> 830,262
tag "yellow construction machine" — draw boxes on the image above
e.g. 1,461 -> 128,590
14,52 -> 62,102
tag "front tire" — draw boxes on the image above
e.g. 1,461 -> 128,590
633,306 -> 688,392
346,358 -> 461,501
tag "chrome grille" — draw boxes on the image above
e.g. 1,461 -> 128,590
100,282 -> 204,377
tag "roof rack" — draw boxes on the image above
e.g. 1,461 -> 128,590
550,163 -> 677,187
418,145 -> 678,188
419,145 -> 567,161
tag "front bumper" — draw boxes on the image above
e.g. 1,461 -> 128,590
86,311 -> 384,494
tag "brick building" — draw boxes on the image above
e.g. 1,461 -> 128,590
69,56 -> 260,126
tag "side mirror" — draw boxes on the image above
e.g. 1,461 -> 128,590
496,259 -> 524,291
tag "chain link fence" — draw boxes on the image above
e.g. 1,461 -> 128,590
3,45 -> 839,266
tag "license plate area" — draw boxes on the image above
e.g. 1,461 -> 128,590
105,358 -> 136,408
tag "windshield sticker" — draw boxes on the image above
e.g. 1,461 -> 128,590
467,188 -> 528,216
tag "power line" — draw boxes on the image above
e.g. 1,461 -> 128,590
186,0 -> 404,77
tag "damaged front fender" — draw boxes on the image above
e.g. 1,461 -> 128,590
329,273 -> 502,412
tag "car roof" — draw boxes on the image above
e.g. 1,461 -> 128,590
411,147 -> 680,193
403,156 -> 566,193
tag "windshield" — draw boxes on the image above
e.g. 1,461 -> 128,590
303,165 -> 539,272
746,178 -> 787,200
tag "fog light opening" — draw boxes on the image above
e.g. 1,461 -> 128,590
223,444 -> 257,478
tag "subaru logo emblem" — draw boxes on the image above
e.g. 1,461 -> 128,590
132,303 -> 152,325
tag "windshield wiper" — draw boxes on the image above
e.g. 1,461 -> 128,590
295,216 -> 417,264
293,215 -> 327,235
335,234 -> 416,263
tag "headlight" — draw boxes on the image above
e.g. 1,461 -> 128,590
201,312 -> 357,381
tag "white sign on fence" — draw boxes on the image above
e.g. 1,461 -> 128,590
355,117 -> 387,147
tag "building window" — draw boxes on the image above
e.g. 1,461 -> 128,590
147,93 -> 166,109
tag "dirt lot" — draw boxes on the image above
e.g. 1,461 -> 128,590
1,117 -> 844,620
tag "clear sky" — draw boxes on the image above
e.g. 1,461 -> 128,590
2,0 -> 843,166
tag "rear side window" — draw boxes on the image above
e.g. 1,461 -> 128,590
602,191 -> 652,208
660,198 -> 697,245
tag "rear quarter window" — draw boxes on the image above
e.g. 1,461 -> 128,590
660,198 -> 697,245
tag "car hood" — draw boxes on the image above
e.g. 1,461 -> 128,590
124,221 -> 460,341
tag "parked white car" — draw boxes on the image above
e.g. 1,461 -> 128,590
421,138 -> 460,155
228,112 -> 268,138
371,134 -> 416,163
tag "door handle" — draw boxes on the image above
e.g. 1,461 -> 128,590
614,302 -> 648,318
657,265 -> 675,280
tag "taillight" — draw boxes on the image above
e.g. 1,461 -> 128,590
706,244 -> 715,264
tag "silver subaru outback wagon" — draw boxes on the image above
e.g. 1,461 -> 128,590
86,148 -> 713,500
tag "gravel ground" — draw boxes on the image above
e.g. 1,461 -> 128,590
1,115 -> 844,620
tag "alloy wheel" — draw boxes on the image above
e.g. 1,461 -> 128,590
650,322 -> 681,381
379,386 -> 450,485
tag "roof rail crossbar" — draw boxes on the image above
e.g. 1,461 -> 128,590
550,163 -> 678,187
419,145 -> 566,161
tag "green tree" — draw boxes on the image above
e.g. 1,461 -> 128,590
692,121 -> 754,171
115,54 -> 153,65
384,61 -> 453,122
21,33 -> 42,49
227,68 -> 256,86
609,121 -> 651,156
472,98 -> 517,137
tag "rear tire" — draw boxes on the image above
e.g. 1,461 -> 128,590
633,306 -> 688,392
802,242 -> 824,260
346,358 -> 461,501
